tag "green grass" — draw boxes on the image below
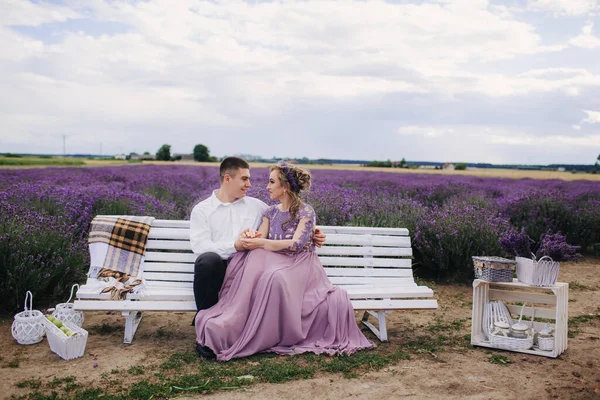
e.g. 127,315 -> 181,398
569,281 -> 594,291
0,156 -> 85,166
127,365 -> 145,375
16,378 -> 42,389
160,352 -> 198,371
488,354 -> 511,365
140,325 -> 185,340
48,376 -> 76,389
9,317 -> 473,399
568,310 -> 600,338
427,318 -> 467,333
88,323 -> 124,335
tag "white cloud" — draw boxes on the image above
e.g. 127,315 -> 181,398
528,0 -> 599,16
0,0 -> 81,26
444,68 -> 600,97
397,126 -> 455,137
582,110 -> 600,124
565,87 -> 580,96
572,124 -> 582,130
0,27 -> 45,61
570,22 -> 600,48
1,0 -> 573,103
392,124 -> 599,164
0,0 -> 598,163
489,132 -> 600,146
488,135 -> 535,145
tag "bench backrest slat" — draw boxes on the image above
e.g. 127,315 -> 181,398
320,234 -> 410,247
144,252 -> 413,268
319,257 -> 411,268
148,229 -> 410,248
146,252 -> 197,263
143,263 -> 414,277
148,220 -> 410,236
145,241 -> 414,258
318,225 -> 409,236
100,217 -> 416,290
317,246 -> 412,257
141,280 -> 420,292
146,242 -> 412,257
143,271 -> 416,287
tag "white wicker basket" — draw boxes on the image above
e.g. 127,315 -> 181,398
43,318 -> 88,360
536,324 -> 555,351
52,285 -> 84,327
491,333 -> 534,351
11,291 -> 45,345
516,256 -> 560,287
483,300 -> 534,351
537,336 -> 555,351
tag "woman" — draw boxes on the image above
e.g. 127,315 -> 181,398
194,162 -> 373,361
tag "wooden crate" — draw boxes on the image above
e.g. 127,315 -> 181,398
471,279 -> 568,358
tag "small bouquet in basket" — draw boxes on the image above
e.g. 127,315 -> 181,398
499,229 -> 582,286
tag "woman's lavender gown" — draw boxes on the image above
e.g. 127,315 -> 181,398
194,204 -> 373,361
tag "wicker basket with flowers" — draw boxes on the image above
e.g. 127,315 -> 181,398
499,229 -> 582,287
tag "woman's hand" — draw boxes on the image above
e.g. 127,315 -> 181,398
235,229 -> 263,251
240,237 -> 266,250
239,228 -> 262,239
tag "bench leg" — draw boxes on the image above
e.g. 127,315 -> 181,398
361,310 -> 389,341
122,311 -> 143,344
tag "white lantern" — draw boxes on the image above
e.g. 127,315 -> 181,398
52,284 -> 84,327
11,291 -> 45,345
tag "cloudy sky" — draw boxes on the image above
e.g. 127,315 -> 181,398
1,0 -> 599,164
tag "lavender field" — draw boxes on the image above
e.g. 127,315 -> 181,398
1,165 -> 599,313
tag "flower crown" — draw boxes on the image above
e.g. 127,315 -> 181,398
278,162 -> 300,193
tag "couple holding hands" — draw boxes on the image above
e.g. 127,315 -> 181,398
190,157 -> 372,361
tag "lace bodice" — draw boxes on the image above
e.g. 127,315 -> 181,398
264,204 -> 316,253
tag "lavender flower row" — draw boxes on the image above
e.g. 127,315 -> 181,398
1,165 -> 598,311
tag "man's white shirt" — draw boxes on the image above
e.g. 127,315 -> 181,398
190,190 -> 268,260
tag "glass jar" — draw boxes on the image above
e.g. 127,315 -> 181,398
538,324 -> 554,339
510,322 -> 530,339
537,324 -> 555,351
492,321 -> 510,337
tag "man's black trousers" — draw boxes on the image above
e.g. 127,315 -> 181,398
193,252 -> 228,312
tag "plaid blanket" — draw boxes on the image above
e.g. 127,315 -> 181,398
88,216 -> 155,300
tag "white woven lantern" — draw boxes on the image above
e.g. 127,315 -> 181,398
11,291 -> 45,345
52,284 -> 84,328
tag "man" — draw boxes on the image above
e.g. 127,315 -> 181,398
190,157 -> 325,357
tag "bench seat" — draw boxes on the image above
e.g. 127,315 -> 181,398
75,218 -> 438,343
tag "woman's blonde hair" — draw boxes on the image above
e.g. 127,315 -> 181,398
270,162 -> 311,229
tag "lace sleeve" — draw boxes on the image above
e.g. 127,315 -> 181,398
281,204 -> 316,253
263,205 -> 277,221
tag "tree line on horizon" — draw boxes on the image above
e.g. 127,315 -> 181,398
148,146 -> 600,173
5,147 -> 596,173
151,144 -> 217,162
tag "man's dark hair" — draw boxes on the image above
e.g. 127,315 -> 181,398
220,157 -> 250,182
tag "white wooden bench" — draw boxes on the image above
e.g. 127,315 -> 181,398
75,218 -> 438,343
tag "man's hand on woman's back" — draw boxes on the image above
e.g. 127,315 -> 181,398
313,228 -> 326,248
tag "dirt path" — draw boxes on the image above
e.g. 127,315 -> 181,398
2,260 -> 599,399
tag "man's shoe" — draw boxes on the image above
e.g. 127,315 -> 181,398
195,343 -> 216,360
